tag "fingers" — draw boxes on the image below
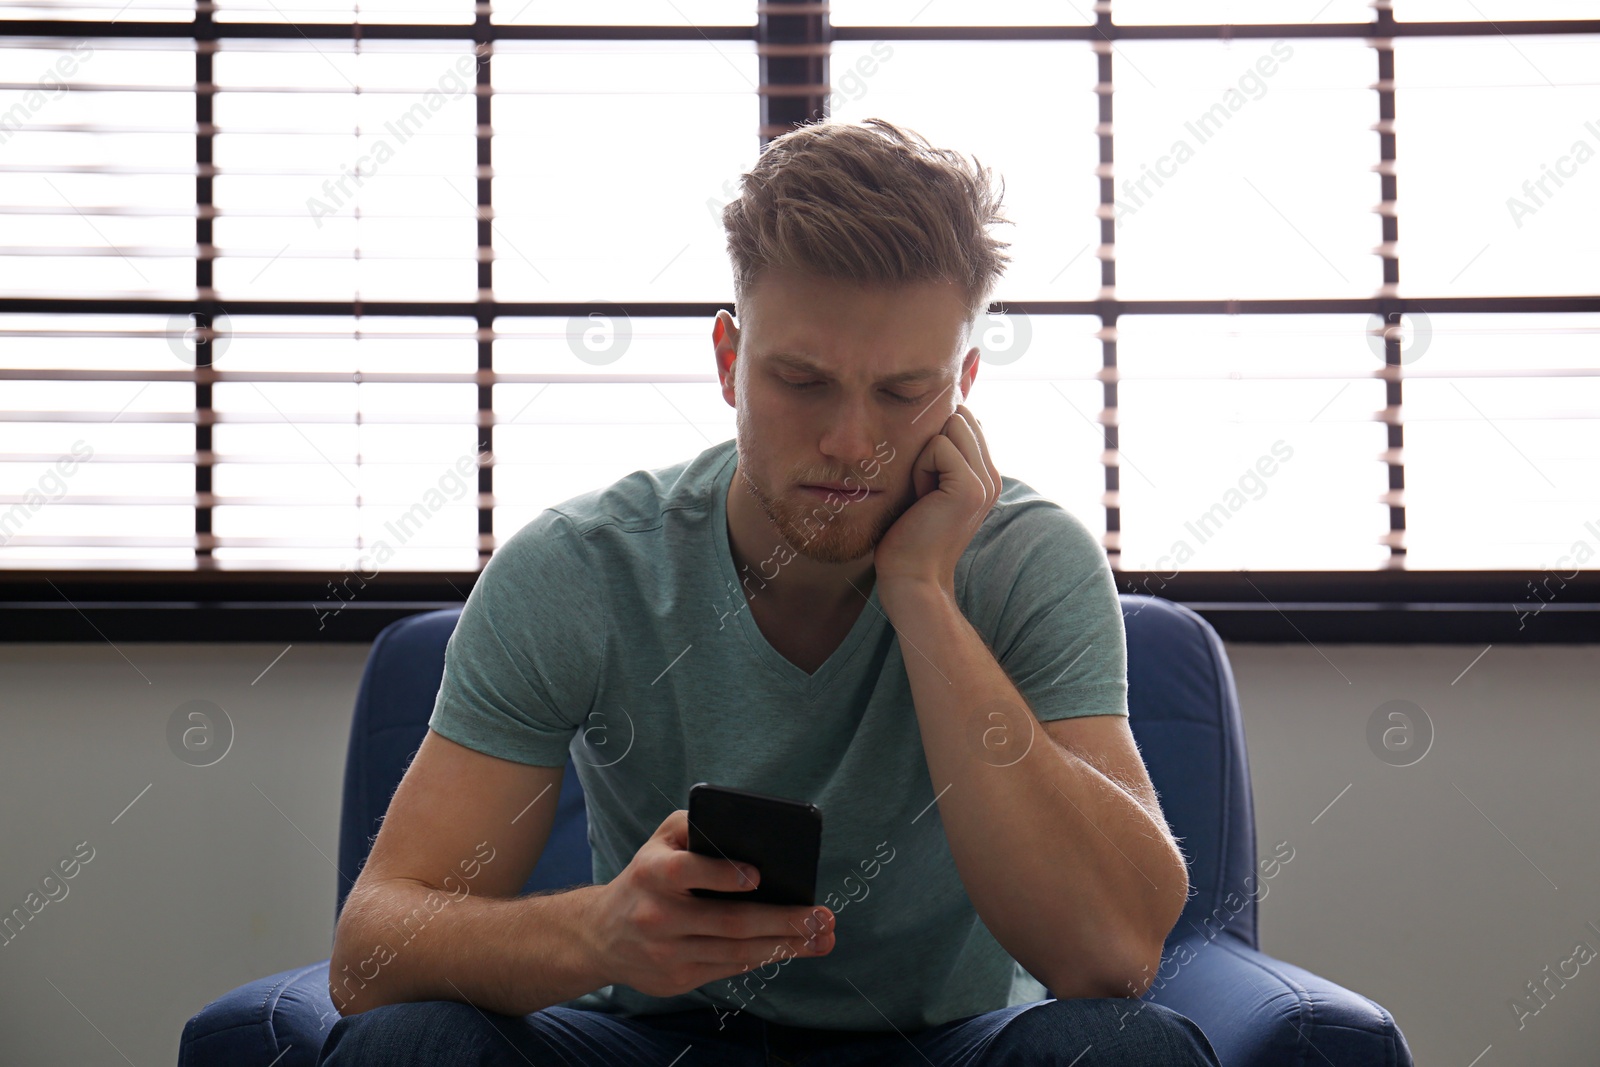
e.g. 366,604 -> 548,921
679,928 -> 835,972
949,404 -> 989,482
790,906 -> 834,944
959,403 -> 999,504
685,896 -> 834,943
691,854 -> 758,894
654,807 -> 837,954
658,808 -> 689,849
650,810 -> 748,899
911,429 -> 945,499
684,906 -> 836,962
943,404 -> 998,508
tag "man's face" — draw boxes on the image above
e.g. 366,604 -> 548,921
716,266 -> 980,566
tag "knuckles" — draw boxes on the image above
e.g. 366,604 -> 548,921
632,896 -> 667,935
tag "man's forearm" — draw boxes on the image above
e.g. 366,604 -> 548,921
880,582 -> 1189,998
328,880 -> 610,1020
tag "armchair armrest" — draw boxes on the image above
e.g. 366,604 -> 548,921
1137,932 -> 1414,1067
179,960 -> 338,1067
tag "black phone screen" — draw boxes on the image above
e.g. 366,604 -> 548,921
686,782 -> 822,907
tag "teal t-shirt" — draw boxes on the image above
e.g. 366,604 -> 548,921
426,436 -> 1129,1031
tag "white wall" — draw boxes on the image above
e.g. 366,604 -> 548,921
1,638 -> 1596,1066
1227,642 -> 1600,1067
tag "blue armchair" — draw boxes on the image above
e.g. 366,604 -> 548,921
179,595 -> 1413,1066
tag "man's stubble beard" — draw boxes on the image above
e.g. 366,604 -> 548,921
734,432 -> 907,567
738,465 -> 905,566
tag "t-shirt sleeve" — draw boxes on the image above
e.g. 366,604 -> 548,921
963,497 -> 1128,721
426,508 -> 604,767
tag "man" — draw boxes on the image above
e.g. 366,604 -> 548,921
319,118 -> 1219,1066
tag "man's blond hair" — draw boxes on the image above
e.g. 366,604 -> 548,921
721,117 -> 1012,342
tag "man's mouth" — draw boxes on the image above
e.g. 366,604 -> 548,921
802,483 -> 881,495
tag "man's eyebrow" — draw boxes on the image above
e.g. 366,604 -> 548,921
765,353 -> 943,385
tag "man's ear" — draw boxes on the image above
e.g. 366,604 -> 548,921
715,310 -> 741,407
959,345 -> 980,398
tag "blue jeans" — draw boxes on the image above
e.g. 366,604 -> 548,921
316,996 -> 1221,1066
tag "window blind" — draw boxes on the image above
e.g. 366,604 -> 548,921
2,1 -> 1597,584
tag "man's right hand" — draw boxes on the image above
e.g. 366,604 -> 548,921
586,809 -> 835,999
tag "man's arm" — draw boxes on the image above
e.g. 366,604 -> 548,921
877,582 -> 1189,1000
327,730 -> 610,1019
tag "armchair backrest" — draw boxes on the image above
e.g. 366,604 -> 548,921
334,595 -> 1259,952
1118,594 -> 1259,950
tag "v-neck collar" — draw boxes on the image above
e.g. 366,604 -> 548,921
711,447 -> 885,695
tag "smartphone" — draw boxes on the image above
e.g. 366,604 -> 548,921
686,782 -> 822,907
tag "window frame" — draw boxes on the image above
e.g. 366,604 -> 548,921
2,6 -> 1597,643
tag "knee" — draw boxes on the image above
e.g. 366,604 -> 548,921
1105,999 -> 1217,1063
318,1000 -> 492,1066
986,998 -> 1219,1066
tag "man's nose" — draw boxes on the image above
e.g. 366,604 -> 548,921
817,394 -> 882,474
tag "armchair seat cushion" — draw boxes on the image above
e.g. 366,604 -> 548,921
179,961 -> 337,1067
1146,932 -> 1413,1067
